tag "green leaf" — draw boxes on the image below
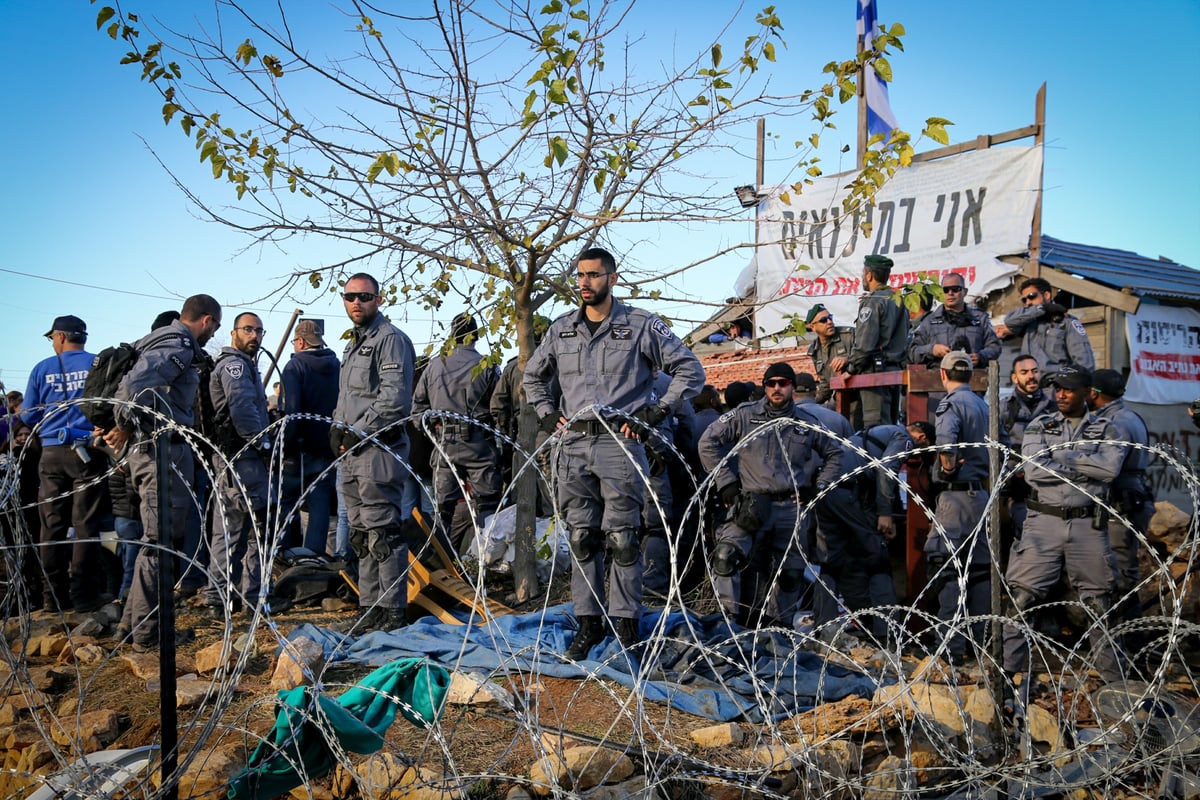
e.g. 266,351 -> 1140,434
96,6 -> 115,30
925,121 -> 950,145
711,44 -> 722,68
763,42 -> 776,62
873,56 -> 892,83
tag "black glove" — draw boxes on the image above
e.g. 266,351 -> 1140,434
328,427 -> 344,454
1041,302 -> 1067,319
719,483 -> 741,506
638,404 -> 670,429
539,413 -> 561,435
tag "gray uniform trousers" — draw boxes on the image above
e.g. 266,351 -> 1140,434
712,498 -> 811,624
1108,501 -> 1152,613
1002,511 -> 1122,682
341,441 -> 409,609
121,439 -> 194,647
641,464 -> 674,597
813,486 -> 898,640
557,433 -> 647,619
925,488 -> 991,661
205,451 -> 268,608
433,429 -> 502,552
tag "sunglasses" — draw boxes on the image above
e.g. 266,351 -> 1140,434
342,292 -> 377,303
764,378 -> 793,388
1021,292 -> 1041,303
941,285 -> 965,294
811,315 -> 833,325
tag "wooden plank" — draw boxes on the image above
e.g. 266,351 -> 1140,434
910,124 -> 1040,163
413,507 -> 465,581
1041,267 -> 1141,314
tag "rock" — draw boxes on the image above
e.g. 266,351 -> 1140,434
1148,501 -> 1189,552
862,755 -> 915,799
175,676 -> 213,708
750,742 -> 801,771
353,751 -> 412,796
50,708 -> 120,749
18,740 -> 54,772
195,641 -> 232,675
1026,703 -> 1065,755
70,643 -> 107,665
30,632 -> 69,659
289,784 -> 335,800
158,745 -> 246,799
393,764 -> 466,799
0,700 -> 19,726
690,722 -> 747,748
782,694 -> 901,740
123,652 -> 161,681
528,745 -> 634,795
70,616 -> 106,639
587,774 -> 660,800
270,636 -> 325,691
505,787 -> 535,800
908,746 -> 953,787
537,731 -> 586,756
446,671 -> 513,707
5,721 -> 43,751
872,682 -> 967,738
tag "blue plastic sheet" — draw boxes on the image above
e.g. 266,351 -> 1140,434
288,604 -> 886,723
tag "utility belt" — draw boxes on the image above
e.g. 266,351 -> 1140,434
567,419 -> 616,436
438,422 -> 481,442
943,480 -> 986,492
759,489 -> 803,502
1027,499 -> 1093,520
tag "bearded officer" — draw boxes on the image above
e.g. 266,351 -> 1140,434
523,247 -> 704,660
330,273 -> 417,634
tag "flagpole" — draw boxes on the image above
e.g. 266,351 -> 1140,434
857,26 -> 868,170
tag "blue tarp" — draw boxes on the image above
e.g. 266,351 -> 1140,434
288,604 -> 886,723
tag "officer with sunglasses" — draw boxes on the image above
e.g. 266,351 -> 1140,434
908,272 -> 1000,368
996,277 -> 1094,373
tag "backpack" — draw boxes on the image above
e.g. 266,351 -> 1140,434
79,342 -> 143,432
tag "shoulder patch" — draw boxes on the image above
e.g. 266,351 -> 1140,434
380,363 -> 399,371
858,306 -> 873,323
718,410 -> 736,423
170,355 -> 187,372
1082,422 -> 1106,440
650,318 -> 671,338
223,361 -> 244,380
1070,318 -> 1086,336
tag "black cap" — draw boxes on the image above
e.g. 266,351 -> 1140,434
44,315 -> 87,337
794,372 -> 816,393
151,310 -> 181,331
1091,368 -> 1126,398
1043,365 -> 1092,390
763,362 -> 796,386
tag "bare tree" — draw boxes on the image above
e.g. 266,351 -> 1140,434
95,0 -> 944,599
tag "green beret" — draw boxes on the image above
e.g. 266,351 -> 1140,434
864,254 -> 894,269
804,304 -> 828,325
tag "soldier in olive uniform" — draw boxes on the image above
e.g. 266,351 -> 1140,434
805,304 -> 855,408
846,255 -> 909,427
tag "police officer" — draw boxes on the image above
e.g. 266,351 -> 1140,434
490,314 -> 553,503
797,371 -> 904,643
523,247 -> 704,660
926,351 -> 992,665
22,314 -> 111,613
996,277 -> 1094,373
1088,369 -> 1153,622
846,255 -> 909,427
908,272 -> 1001,368
105,295 -> 222,652
698,362 -> 843,627
804,303 -> 855,408
413,312 -> 502,555
330,273 -> 416,634
202,312 -> 272,619
1002,365 -> 1125,699
279,318 -> 340,554
642,368 -> 698,600
999,354 -> 1055,540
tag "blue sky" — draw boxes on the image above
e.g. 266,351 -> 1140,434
1,1 -> 1197,394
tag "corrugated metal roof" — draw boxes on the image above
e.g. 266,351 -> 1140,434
1040,235 -> 1200,302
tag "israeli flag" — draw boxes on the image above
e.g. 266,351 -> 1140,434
857,0 -> 899,139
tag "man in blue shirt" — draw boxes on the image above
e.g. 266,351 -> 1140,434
22,315 -> 111,612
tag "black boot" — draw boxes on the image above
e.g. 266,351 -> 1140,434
564,614 -> 606,661
614,616 -> 641,650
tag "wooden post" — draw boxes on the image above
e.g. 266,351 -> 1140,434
1028,84 -> 1047,281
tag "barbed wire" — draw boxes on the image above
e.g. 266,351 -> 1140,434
1,400 -> 1198,798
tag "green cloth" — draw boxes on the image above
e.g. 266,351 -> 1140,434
227,657 -> 450,800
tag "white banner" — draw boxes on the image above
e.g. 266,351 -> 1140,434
751,146 -> 1044,339
1124,304 -> 1200,405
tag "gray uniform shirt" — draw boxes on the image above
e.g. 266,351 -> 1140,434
1000,388 -> 1055,452
908,306 -> 1001,366
333,313 -> 416,435
413,342 -> 498,424
807,328 -> 855,404
934,384 -> 990,484
1003,304 -> 1095,372
698,399 -> 843,495
116,319 -> 205,429
523,298 -> 704,422
849,287 -> 909,373
1093,398 -> 1151,493
209,347 -> 269,445
1022,410 -> 1121,509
